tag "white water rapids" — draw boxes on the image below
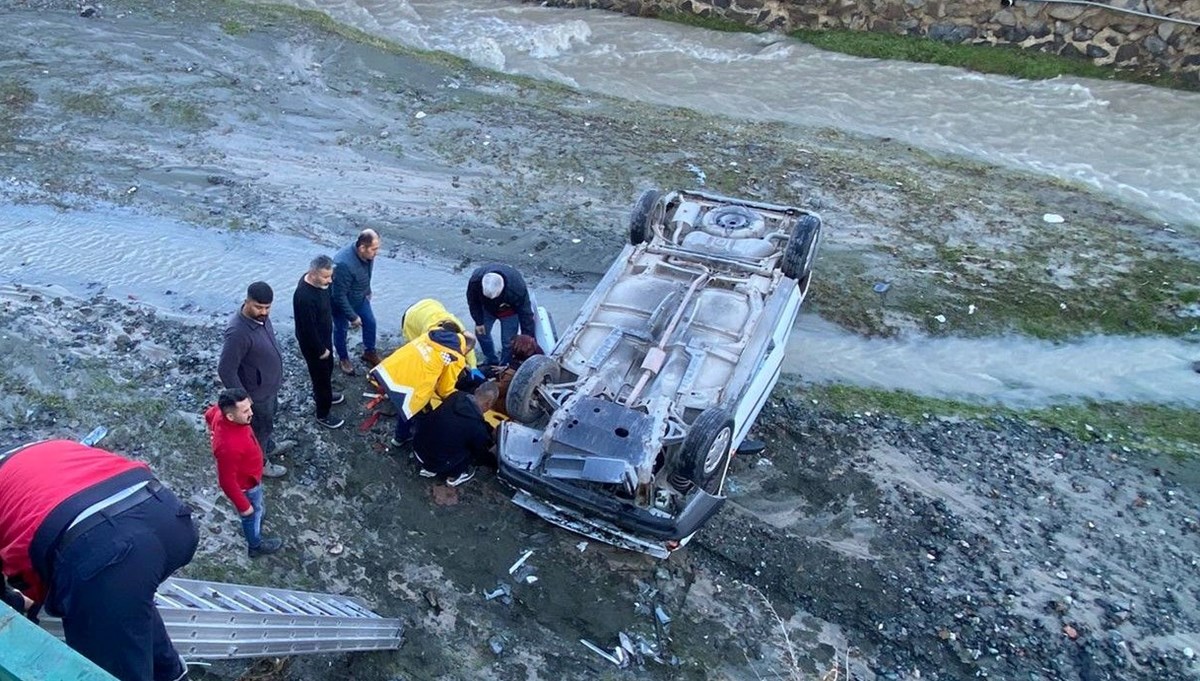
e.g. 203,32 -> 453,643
273,0 -> 1200,229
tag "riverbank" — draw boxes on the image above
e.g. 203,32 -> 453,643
1,2 -> 1198,680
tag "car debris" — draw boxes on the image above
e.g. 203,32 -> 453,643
80,426 -> 108,446
580,639 -> 626,667
483,583 -> 512,602
654,605 -> 672,626
508,549 -> 533,575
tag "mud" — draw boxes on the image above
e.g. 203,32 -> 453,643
2,2 -> 1199,681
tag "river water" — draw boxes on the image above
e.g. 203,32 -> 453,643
2,205 -> 1196,406
272,0 -> 1200,228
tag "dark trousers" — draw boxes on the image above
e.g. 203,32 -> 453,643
49,484 -> 199,681
302,351 -> 334,418
250,393 -> 278,454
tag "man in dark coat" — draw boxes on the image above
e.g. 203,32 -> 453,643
292,255 -> 345,429
331,229 -> 381,375
218,281 -> 288,476
0,440 -> 198,681
466,262 -> 537,367
412,382 -> 498,487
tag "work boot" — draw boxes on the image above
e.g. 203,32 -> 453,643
361,350 -> 382,367
248,537 -> 283,558
331,391 -> 345,405
339,358 -> 356,376
316,414 -> 345,429
262,461 -> 288,478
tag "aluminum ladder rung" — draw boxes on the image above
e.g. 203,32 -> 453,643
41,577 -> 402,660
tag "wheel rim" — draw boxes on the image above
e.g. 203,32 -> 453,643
703,427 -> 732,476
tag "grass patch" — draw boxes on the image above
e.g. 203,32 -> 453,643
149,98 -> 213,129
791,28 -> 1195,91
59,90 -> 118,117
656,11 -> 761,34
803,383 -> 1200,460
220,18 -> 250,36
0,78 -> 36,113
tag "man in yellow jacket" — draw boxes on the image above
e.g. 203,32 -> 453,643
370,320 -> 473,447
400,298 -> 478,369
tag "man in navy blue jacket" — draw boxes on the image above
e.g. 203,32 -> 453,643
331,229 -> 381,375
466,263 -> 536,367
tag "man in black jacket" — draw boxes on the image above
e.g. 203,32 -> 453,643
412,382 -> 498,487
466,263 -> 537,368
292,256 -> 345,429
218,282 -> 289,476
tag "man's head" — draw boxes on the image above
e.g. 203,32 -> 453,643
241,282 -> 273,322
218,388 -> 253,425
355,229 -> 381,262
509,335 -> 543,363
481,272 -> 504,299
473,381 -> 499,413
305,254 -> 334,289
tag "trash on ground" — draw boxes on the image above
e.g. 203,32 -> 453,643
1043,213 -> 1065,224
414,111 -> 427,119
576,541 -> 588,552
508,549 -> 533,575
484,583 -> 512,601
80,425 -> 108,446
654,605 -> 671,625
488,636 -> 504,656
524,575 -> 538,584
933,314 -> 947,324
327,543 -> 344,556
580,639 -> 624,667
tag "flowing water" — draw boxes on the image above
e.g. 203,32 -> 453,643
3,205 -> 1196,406
273,0 -> 1200,228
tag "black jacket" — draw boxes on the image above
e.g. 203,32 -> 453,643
466,263 -> 536,335
292,277 -> 333,359
217,312 -> 283,402
412,391 -> 493,475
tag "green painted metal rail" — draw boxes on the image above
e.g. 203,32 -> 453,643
0,603 -> 116,681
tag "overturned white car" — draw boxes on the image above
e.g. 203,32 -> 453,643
498,189 -> 821,557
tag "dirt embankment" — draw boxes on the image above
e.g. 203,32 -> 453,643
1,3 -> 1198,681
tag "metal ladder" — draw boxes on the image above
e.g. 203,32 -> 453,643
41,577 -> 403,660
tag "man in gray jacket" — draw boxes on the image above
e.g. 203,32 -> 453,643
218,281 -> 289,477
331,229 -> 381,375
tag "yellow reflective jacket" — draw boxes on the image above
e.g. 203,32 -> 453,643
370,329 -> 468,419
401,298 -> 477,368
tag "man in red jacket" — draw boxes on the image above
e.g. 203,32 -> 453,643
204,388 -> 284,557
0,439 -> 198,681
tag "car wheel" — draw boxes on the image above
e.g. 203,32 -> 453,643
505,355 -> 561,423
677,407 -> 735,494
629,189 -> 663,246
781,214 -> 821,282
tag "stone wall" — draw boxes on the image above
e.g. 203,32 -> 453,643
531,0 -> 1200,83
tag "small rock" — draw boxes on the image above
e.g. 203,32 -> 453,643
1184,646 -> 1194,659
80,5 -> 97,17
414,111 -> 427,119
1055,570 -> 1069,580
1063,625 -> 1078,640
1043,213 -> 1065,224
328,543 -> 344,556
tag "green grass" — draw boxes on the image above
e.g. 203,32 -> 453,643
803,383 -> 1200,460
790,28 -> 1194,91
148,98 -> 212,129
59,90 -> 118,117
220,18 -> 250,36
0,78 -> 36,113
656,11 -> 761,34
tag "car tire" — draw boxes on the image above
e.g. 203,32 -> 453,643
699,204 -> 766,238
677,407 -> 735,494
629,189 -> 663,246
506,355 -> 561,423
781,214 -> 821,283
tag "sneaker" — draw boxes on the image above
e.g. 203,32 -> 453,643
361,350 -> 382,367
389,437 -> 412,448
339,359 -> 356,376
418,468 -> 438,478
262,461 -> 288,478
267,440 -> 296,457
330,392 -> 345,405
316,414 -> 345,429
248,536 -> 283,558
446,468 -> 475,487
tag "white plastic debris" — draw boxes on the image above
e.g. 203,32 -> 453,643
576,541 -> 588,552
524,575 -> 538,584
414,111 -> 427,119
508,550 -> 533,575
1043,213 -> 1065,224
571,238 -> 581,244
968,304 -> 976,315
934,314 -> 947,324
580,639 -> 623,666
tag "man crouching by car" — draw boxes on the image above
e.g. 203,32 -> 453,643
413,382 -> 499,487
0,440 -> 198,681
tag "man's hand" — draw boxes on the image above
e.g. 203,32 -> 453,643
475,325 -> 486,336
350,317 -> 363,329
320,349 -> 331,359
240,507 -> 255,517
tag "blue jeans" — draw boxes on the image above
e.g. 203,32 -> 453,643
333,298 -> 377,361
239,485 -> 265,549
477,311 -> 520,366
